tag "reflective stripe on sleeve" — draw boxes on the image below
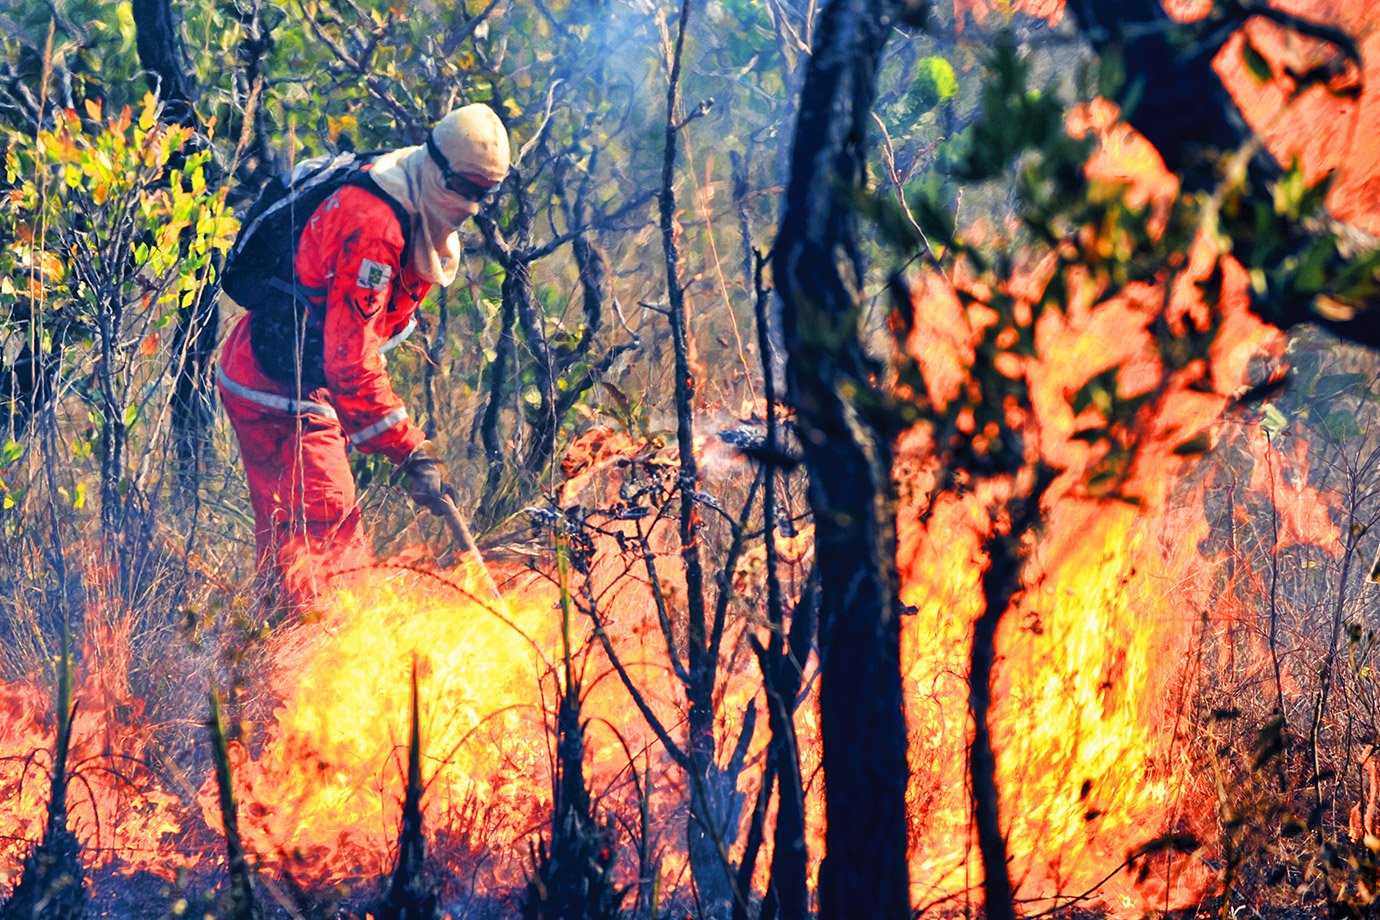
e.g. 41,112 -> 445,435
217,365 -> 338,420
378,317 -> 417,355
347,407 -> 408,446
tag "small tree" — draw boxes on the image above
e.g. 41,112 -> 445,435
1,93 -> 233,581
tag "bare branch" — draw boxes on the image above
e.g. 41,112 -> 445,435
442,0 -> 503,55
515,77 -> 563,168
674,96 -> 714,132
581,594 -> 690,771
636,521 -> 691,685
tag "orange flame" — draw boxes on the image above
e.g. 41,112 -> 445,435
0,613 -> 194,890
885,87 -> 1350,917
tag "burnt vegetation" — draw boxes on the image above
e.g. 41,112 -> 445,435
2,0 -> 1380,918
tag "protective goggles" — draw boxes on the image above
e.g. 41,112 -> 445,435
426,133 -> 500,204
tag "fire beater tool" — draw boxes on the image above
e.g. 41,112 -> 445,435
439,486 -> 504,603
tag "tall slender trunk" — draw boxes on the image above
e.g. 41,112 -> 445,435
968,535 -> 1020,920
968,470 -> 1052,920
754,252 -> 809,920
657,0 -> 736,911
773,1 -> 909,917
476,190 -> 531,515
131,0 -> 196,124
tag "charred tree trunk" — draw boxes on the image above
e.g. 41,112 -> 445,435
966,470 -> 1053,920
521,542 -> 624,920
476,188 -> 532,516
731,756 -> 776,920
208,693 -> 258,920
751,252 -> 811,920
968,536 -> 1016,920
380,667 -> 440,920
773,1 -> 910,918
477,259 -> 519,500
228,0 -> 278,192
131,0 -> 196,125
131,0 -> 220,483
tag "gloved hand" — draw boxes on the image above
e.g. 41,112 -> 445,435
397,441 -> 452,516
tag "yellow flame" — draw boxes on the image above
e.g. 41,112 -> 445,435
199,563 -> 563,886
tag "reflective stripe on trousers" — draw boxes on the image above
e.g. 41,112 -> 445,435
217,364 -> 338,420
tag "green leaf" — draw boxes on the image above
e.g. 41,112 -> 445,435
1242,40 -> 1272,84
1292,238 -> 1334,294
909,56 -> 958,114
1323,410 -> 1362,441
1261,403 -> 1288,437
0,439 -> 21,465
1172,432 -> 1211,456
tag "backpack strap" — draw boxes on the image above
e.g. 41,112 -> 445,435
265,276 -> 328,306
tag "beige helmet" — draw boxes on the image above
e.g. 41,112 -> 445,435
427,103 -> 510,195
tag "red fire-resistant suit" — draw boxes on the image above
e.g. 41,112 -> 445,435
217,181 -> 431,609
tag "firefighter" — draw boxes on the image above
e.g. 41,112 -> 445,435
217,104 -> 510,612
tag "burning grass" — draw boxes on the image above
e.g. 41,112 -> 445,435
0,371 -> 1375,918
0,535 -> 762,914
195,560 -> 562,891
3,326 -> 1378,920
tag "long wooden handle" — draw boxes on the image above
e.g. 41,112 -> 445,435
439,491 -> 503,602
439,494 -> 477,554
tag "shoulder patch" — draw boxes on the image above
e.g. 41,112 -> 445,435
357,258 -> 393,291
